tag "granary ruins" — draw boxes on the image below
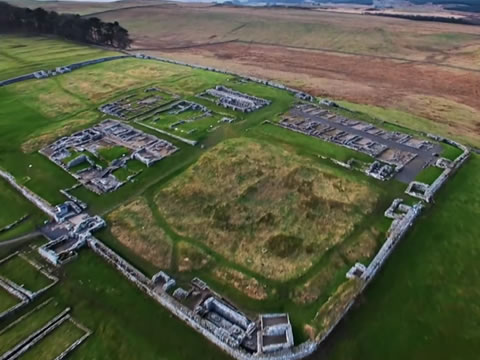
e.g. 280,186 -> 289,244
279,104 -> 444,182
41,120 -> 178,194
198,86 -> 270,113
99,87 -> 178,119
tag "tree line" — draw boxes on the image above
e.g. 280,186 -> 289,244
0,2 -> 132,49
367,12 -> 480,26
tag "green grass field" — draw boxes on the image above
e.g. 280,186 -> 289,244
415,166 -> 444,185
0,299 -> 63,354
320,154 -> 480,360
0,35 -> 119,81
19,319 -> 85,360
0,178 -> 45,240
98,146 -> 130,163
0,256 -> 52,292
0,287 -> 19,314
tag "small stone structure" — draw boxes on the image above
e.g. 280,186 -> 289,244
366,161 -> 395,181
152,271 -> 176,292
38,214 -> 105,266
258,314 -> 294,354
346,263 -> 367,279
405,137 -> 470,203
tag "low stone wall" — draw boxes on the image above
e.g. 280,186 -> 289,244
0,56 -> 130,88
0,275 -> 34,300
0,169 -> 56,218
0,215 -> 29,234
406,138 -> 470,202
88,235 -> 318,360
53,318 -> 92,360
362,203 -> 423,284
0,308 -> 70,360
0,274 -> 29,321
135,54 -> 314,103
0,73 -> 35,87
66,56 -> 130,71
134,120 -> 198,146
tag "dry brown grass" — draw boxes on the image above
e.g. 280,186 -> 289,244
108,198 -> 173,269
213,267 -> 268,300
177,241 -> 212,272
150,42 -> 480,146
397,95 -> 480,141
155,138 -> 378,281
14,80 -> 86,119
340,227 -> 380,264
292,253 -> 346,305
55,59 -> 193,103
310,277 -> 363,341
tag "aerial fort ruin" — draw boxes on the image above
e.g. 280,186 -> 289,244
0,53 -> 471,360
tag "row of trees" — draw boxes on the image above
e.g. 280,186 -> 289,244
368,12 -> 480,26
0,2 -> 132,49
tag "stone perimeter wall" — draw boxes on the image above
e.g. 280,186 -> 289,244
87,236 -> 318,360
0,169 -> 56,219
0,53 -> 472,360
0,56 -> 129,87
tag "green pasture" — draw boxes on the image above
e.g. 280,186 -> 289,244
0,178 -> 44,233
1,34 -> 478,360
0,255 -> 52,292
415,166 -> 443,185
0,299 -> 63,354
322,155 -> 480,360
0,35 -> 119,81
0,287 -> 19,314
20,320 -> 85,360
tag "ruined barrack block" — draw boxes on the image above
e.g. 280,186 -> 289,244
40,120 -> 178,194
278,104 -> 445,183
203,86 -> 270,113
